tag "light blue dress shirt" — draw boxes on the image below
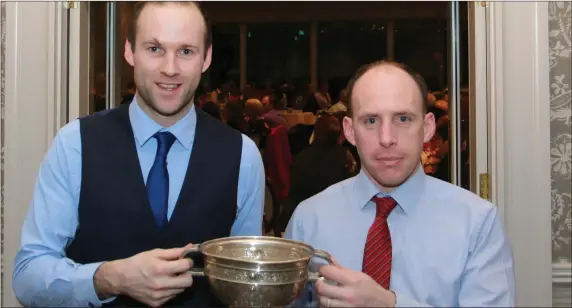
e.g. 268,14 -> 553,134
13,100 -> 265,307
285,165 -> 516,307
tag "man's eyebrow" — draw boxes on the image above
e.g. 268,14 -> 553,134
141,38 -> 160,45
357,110 -> 416,118
357,112 -> 380,119
141,40 -> 200,50
179,44 -> 200,50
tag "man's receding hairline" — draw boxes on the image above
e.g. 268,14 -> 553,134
141,1 -> 202,13
138,1 -> 201,12
347,60 -> 428,115
353,62 -> 416,90
136,1 -> 203,29
129,1 -> 211,54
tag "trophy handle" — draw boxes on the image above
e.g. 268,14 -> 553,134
180,244 -> 205,277
308,249 -> 333,282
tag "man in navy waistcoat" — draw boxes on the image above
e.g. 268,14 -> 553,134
13,2 -> 265,307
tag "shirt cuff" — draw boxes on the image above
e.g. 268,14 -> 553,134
394,291 -> 432,307
74,262 -> 117,307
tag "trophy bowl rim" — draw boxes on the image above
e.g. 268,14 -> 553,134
197,236 -> 317,265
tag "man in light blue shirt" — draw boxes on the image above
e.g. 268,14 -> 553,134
285,61 -> 515,307
13,2 -> 264,307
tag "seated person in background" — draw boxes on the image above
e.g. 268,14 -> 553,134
223,101 -> 249,134
277,114 -> 356,234
201,101 -> 222,120
245,98 -> 264,122
287,123 -> 316,157
302,94 -> 321,115
285,60 -> 515,307
315,80 -> 333,109
210,79 -> 234,103
327,89 -> 349,113
262,93 -> 290,128
295,113 -> 357,192
244,98 -> 270,149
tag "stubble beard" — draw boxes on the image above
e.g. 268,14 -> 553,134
137,82 -> 196,118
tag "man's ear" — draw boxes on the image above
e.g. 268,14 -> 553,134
125,40 -> 135,67
343,116 -> 356,146
201,44 -> 212,73
423,112 -> 436,143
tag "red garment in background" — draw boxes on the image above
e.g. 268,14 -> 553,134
263,125 -> 291,203
227,95 -> 241,104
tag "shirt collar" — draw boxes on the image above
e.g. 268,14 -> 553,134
128,96 -> 196,149
353,164 -> 426,216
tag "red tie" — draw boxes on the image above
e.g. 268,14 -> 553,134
362,196 -> 397,289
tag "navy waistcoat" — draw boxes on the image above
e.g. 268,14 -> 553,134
66,104 -> 242,306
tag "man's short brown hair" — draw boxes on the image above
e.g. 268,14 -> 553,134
127,1 -> 212,54
345,60 -> 429,116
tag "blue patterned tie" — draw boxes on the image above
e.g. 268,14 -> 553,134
147,132 -> 177,228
